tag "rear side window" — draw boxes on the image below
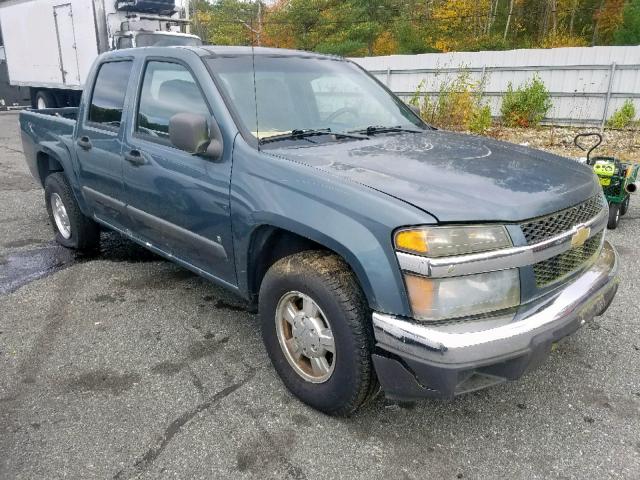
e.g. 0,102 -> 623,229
88,61 -> 133,127
136,61 -> 209,139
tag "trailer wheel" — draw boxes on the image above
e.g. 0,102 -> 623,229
35,90 -> 57,109
607,203 -> 620,230
620,195 -> 630,216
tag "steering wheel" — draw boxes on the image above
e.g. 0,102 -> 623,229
323,107 -> 359,124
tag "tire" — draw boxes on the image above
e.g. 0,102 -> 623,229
259,251 -> 379,416
44,172 -> 100,251
607,202 -> 620,230
34,90 -> 57,109
620,195 -> 630,216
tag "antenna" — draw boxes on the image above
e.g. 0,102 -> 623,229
251,17 -> 260,149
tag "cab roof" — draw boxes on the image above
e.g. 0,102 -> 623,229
194,46 -> 342,60
100,45 -> 343,61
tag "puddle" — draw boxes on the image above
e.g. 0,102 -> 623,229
0,232 -> 162,294
0,242 -> 77,294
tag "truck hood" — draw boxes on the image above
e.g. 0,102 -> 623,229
268,130 -> 600,223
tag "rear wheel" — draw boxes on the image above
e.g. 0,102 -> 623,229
259,251 -> 379,416
44,173 -> 100,251
607,202 -> 620,230
620,195 -> 630,216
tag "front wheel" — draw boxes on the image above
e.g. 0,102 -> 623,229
44,173 -> 100,251
607,202 -> 620,230
259,251 -> 379,416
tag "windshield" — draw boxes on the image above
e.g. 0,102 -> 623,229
135,33 -> 202,47
206,55 -> 423,141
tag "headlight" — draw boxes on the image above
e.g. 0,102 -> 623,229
395,225 -> 518,321
404,269 -> 520,321
395,225 -> 511,257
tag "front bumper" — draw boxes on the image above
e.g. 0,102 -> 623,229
372,240 -> 619,401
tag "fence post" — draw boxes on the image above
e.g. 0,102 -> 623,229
601,62 -> 616,130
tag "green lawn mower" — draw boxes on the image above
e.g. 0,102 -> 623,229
575,132 -> 638,229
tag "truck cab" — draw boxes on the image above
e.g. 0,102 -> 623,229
18,46 -> 620,416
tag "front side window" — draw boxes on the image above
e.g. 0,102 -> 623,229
137,61 -> 210,139
88,61 -> 132,126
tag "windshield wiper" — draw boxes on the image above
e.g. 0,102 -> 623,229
259,128 -> 367,144
351,125 -> 424,136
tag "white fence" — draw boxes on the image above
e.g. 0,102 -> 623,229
351,46 -> 640,127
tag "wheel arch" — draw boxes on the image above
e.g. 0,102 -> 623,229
244,222 -> 376,311
36,150 -> 64,186
35,147 -> 91,217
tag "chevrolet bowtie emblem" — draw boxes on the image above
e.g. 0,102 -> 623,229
571,226 -> 591,247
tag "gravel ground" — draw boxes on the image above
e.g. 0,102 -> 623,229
487,126 -> 639,163
0,112 -> 639,479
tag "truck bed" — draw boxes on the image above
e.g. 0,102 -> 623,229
19,107 -> 79,185
28,107 -> 79,121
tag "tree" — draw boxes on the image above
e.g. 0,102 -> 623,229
192,0 -> 630,54
613,0 -> 640,44
504,0 -> 516,40
593,0 -> 626,44
191,0 -> 259,46
263,0 -> 333,51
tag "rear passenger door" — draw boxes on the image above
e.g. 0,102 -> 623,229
76,60 -> 133,229
122,59 -> 236,285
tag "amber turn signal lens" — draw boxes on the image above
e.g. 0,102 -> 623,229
395,226 -> 512,257
395,229 -> 428,254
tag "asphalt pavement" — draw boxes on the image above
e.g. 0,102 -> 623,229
0,112 -> 638,479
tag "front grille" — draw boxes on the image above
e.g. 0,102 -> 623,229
533,232 -> 602,287
520,195 -> 604,245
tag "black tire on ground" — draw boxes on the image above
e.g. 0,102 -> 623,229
259,251 -> 379,416
34,90 -> 57,109
607,202 -> 620,230
44,172 -> 100,251
620,195 -> 630,216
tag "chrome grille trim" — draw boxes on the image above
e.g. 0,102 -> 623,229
520,195 -> 604,245
533,231 -> 604,287
396,207 -> 607,279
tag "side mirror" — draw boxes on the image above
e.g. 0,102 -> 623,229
169,113 -> 224,161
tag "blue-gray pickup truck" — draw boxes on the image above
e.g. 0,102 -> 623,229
19,46 -> 619,415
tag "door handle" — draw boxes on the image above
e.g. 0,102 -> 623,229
124,149 -> 147,166
77,136 -> 92,150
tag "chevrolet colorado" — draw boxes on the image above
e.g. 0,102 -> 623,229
19,46 -> 619,415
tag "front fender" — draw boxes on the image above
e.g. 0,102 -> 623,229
230,140 -> 436,316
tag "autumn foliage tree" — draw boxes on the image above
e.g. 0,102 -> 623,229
613,0 -> 640,44
193,0 -> 638,56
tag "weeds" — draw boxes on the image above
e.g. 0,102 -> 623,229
606,100 -> 637,129
409,70 -> 491,134
500,75 -> 552,128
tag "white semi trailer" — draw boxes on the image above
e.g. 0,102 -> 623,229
0,0 -> 201,108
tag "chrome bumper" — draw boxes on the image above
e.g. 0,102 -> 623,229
373,241 -> 619,369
